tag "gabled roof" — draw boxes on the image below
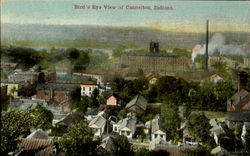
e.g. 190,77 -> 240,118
228,89 -> 249,106
54,111 -> 83,126
18,139 -> 54,156
26,129 -> 48,140
106,93 -> 122,100
89,115 -> 106,129
117,117 -> 137,132
151,118 -> 166,134
125,95 -> 147,111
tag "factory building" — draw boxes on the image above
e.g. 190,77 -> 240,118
120,41 -> 189,74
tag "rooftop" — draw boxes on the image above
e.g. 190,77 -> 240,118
126,95 -> 147,111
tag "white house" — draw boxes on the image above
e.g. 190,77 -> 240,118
147,117 -> 166,142
88,115 -> 106,138
113,113 -> 137,139
80,84 -> 98,96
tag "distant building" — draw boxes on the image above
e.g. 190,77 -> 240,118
0,62 -> 17,71
80,84 -> 98,97
36,83 -> 79,106
125,95 -> 147,114
120,42 -> 189,74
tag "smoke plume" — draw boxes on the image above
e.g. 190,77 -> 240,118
192,33 -> 247,62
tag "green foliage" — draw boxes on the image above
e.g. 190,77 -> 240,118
7,48 -> 44,71
187,112 -> 212,143
134,127 -> 147,141
89,52 -> 109,66
30,105 -> 54,130
113,41 -> 143,57
181,146 -> 212,156
156,76 -> 190,105
172,48 -> 191,59
111,74 -> 149,104
59,121 -> 100,156
161,103 -> 181,142
111,135 -> 133,156
1,110 -> 36,154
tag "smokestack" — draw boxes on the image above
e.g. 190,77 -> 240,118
205,20 -> 209,70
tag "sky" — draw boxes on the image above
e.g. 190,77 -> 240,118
1,0 -> 250,32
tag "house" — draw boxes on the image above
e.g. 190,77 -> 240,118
148,116 -> 166,142
125,95 -> 147,114
88,115 -> 106,138
106,94 -> 122,107
80,84 -> 98,97
227,71 -> 250,112
209,74 -> 223,83
113,113 -> 137,139
226,110 -> 250,130
227,89 -> 250,112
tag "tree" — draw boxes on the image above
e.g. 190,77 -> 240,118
1,110 -> 35,154
181,146 -> 212,156
30,105 -> 54,130
112,135 -> 133,156
59,121 -> 100,156
161,103 -> 181,142
187,112 -> 212,143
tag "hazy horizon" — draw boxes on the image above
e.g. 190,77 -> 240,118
1,0 -> 250,33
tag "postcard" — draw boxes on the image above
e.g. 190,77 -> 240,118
1,0 -> 250,156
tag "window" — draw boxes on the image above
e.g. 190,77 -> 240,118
127,132 -> 130,136
82,87 -> 85,91
155,134 -> 157,138
89,87 -> 92,91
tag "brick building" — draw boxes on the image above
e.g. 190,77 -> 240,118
36,83 -> 79,105
120,42 -> 189,74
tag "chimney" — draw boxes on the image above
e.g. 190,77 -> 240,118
154,42 -> 159,53
205,20 -> 209,71
149,41 -> 154,53
237,71 -> 248,92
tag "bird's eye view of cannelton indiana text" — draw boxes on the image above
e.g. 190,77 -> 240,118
0,0 -> 250,156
